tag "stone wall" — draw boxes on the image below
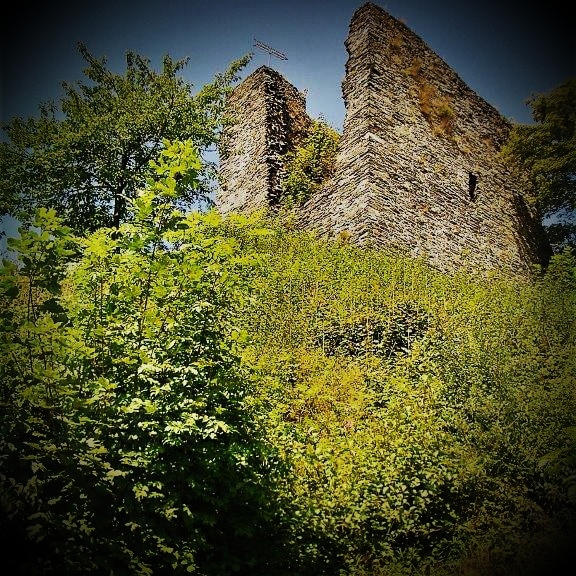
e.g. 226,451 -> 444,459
217,2 -> 552,274
217,66 -> 312,213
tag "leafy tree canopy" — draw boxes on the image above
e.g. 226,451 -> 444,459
0,140 -> 286,574
0,43 -> 250,233
502,77 -> 576,250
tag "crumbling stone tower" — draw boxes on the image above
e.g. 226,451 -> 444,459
217,2 -> 552,274
217,66 -> 311,214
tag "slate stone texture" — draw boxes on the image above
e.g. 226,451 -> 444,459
217,2 -> 552,274
217,66 -> 311,214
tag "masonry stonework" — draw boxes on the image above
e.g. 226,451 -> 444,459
217,66 -> 311,214
217,2 -> 552,274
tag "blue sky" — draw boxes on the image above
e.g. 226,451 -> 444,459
1,0 -> 574,130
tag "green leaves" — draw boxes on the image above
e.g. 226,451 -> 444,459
1,45 -> 251,232
501,77 -> 576,250
539,426 -> 576,504
318,302 -> 431,358
2,121 -> 575,574
234,221 -> 576,574
281,118 -> 340,205
0,141 -> 284,574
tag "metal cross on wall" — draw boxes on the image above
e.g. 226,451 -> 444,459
253,38 -> 288,67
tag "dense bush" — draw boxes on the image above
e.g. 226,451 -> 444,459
237,223 -> 576,575
0,142 -> 286,574
280,119 -> 340,205
1,143 -> 575,574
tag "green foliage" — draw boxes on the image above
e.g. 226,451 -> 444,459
0,44 -> 251,232
0,141 -> 285,574
2,135 -> 576,574
280,119 -> 340,205
501,77 -> 576,250
233,222 -> 576,575
539,426 -> 576,504
318,302 -> 431,358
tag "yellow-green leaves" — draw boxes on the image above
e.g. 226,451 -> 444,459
281,118 -> 340,205
235,221 -> 576,574
0,143 -> 281,574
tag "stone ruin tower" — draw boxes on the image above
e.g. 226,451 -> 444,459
217,66 -> 312,213
217,2 -> 552,274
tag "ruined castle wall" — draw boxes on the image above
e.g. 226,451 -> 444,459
217,66 -> 312,214
216,3 -> 551,274
298,2 -> 551,273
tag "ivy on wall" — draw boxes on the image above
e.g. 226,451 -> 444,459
280,119 -> 340,205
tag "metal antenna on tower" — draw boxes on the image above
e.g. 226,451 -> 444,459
253,38 -> 288,67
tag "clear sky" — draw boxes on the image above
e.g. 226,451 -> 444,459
1,0 -> 574,132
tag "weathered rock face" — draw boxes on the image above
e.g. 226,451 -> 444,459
217,2 -> 552,274
217,66 -> 312,213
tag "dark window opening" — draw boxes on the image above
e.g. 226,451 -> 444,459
468,172 -> 478,201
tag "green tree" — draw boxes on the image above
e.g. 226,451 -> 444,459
502,77 -> 576,250
0,43 -> 250,233
0,140 -> 286,574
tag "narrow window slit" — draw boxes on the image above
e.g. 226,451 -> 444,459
468,172 -> 478,201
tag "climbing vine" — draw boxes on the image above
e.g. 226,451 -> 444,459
281,119 -> 340,205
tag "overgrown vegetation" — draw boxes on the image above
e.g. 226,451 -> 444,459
406,59 -> 456,139
1,47 -> 575,574
0,141 -> 288,574
3,155 -> 575,572
238,221 -> 576,575
280,119 -> 340,205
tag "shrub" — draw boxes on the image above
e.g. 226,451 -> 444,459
0,141 -> 286,574
280,119 -> 340,205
